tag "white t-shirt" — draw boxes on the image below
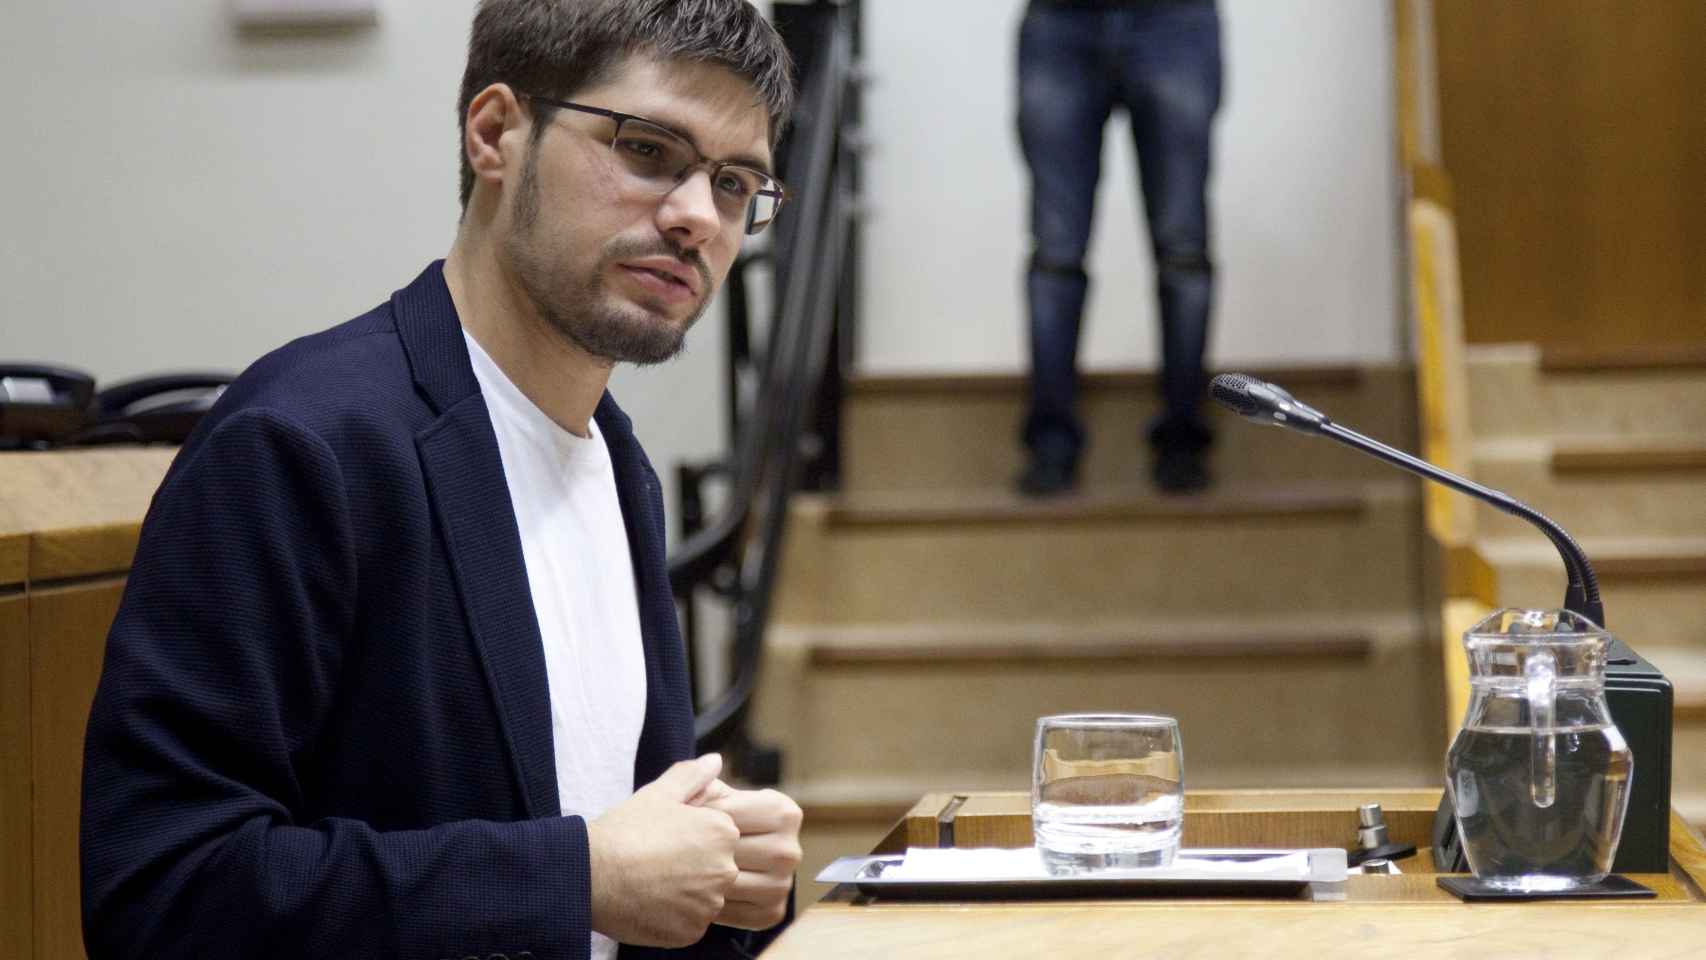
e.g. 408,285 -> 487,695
463,330 -> 647,960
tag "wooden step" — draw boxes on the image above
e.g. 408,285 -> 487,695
1540,343 -> 1706,375
819,483 -> 1368,529
751,614 -> 1441,795
774,481 -> 1422,624
1551,437 -> 1706,476
1468,344 -> 1706,441
1471,437 -> 1706,539
1479,535 -> 1706,651
799,620 -> 1374,666
842,366 -> 1417,492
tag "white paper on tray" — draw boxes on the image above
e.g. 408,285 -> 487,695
882,846 -> 1317,882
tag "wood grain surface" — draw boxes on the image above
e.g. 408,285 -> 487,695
784,789 -> 1706,959
31,579 -> 128,960
0,450 -> 175,573
0,449 -> 171,959
1,594 -> 32,960
1435,0 -> 1706,350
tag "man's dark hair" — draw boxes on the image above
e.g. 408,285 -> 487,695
456,0 -> 796,212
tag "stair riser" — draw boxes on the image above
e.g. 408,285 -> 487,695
1468,352 -> 1706,440
1491,565 -> 1706,652
774,499 -> 1422,623
1472,459 -> 1706,539
753,642 -> 1443,789
844,375 -> 1416,492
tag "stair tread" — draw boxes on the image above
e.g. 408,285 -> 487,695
1479,535 -> 1706,569
1540,343 -> 1706,374
820,480 -> 1411,527
773,614 -> 1423,664
1475,435 -> 1706,461
849,365 -> 1362,397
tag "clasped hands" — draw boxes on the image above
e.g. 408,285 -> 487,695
587,753 -> 803,948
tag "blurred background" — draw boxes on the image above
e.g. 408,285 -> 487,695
4,1 -> 1703,941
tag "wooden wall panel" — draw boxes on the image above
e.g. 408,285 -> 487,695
1,593 -> 32,960
30,579 -> 126,960
1434,1 -> 1706,348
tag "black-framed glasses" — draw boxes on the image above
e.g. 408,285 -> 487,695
523,94 -> 788,236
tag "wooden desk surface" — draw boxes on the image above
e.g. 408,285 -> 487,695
0,448 -> 177,582
768,790 -> 1706,959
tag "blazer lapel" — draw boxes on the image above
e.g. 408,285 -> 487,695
395,262 -> 560,819
596,394 -> 693,787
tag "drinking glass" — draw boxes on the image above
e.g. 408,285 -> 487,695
1032,714 -> 1184,872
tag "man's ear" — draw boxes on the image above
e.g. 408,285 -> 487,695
465,83 -> 528,195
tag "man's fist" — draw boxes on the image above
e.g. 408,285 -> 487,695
699,786 -> 804,931
586,755 -> 739,947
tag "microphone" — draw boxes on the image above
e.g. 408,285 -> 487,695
1210,372 -> 1603,627
1211,371 -> 1674,874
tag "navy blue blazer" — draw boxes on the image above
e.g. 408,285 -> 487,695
81,262 -> 780,960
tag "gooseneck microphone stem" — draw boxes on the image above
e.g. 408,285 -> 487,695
1317,421 -> 1603,628
1210,372 -> 1605,629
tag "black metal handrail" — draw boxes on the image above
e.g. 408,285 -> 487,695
668,0 -> 860,782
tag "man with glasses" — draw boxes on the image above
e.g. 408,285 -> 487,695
81,2 -> 800,958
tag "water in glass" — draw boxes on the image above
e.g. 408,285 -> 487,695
1033,714 -> 1183,872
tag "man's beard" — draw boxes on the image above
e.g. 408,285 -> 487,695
503,149 -> 713,366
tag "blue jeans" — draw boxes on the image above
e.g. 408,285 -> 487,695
1018,0 -> 1222,464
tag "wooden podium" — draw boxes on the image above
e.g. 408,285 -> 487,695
1,449 -> 177,960
769,789 -> 1706,958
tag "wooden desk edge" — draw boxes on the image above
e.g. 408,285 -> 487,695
889,790 -> 1706,899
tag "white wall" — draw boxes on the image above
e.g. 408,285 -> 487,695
0,0 -> 729,524
858,0 -> 1401,373
2,1 -> 1398,515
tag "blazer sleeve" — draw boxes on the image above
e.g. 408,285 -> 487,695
80,407 -> 594,960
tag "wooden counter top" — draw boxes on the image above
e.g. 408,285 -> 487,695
0,448 -> 177,583
767,790 -> 1706,959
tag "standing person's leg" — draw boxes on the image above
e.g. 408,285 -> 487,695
1016,5 -> 1115,495
1115,0 -> 1222,492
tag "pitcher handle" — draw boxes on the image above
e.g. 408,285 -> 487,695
1526,649 -> 1557,808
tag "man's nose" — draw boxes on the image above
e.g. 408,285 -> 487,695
656,168 -> 724,248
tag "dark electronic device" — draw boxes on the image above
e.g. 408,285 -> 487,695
1,366 -> 231,448
0,364 -> 97,448
1211,373 -> 1674,875
76,373 -> 231,445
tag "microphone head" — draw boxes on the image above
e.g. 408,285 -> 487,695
1210,372 -> 1330,434
1210,373 -> 1265,419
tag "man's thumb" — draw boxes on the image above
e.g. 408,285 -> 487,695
655,753 -> 722,800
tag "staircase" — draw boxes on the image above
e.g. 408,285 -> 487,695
1465,343 -> 1706,828
753,367 -> 1444,898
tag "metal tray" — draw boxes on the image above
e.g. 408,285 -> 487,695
816,847 -> 1348,900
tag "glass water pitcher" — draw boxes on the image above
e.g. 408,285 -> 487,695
1446,608 -> 1633,891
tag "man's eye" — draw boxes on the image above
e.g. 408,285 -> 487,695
616,138 -> 665,161
716,173 -> 757,198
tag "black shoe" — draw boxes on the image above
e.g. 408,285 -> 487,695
1153,447 -> 1210,495
1015,455 -> 1077,498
